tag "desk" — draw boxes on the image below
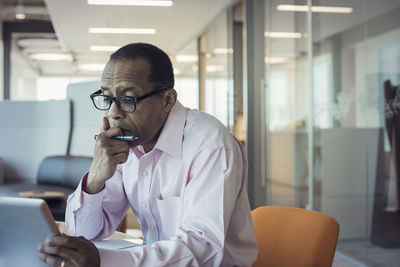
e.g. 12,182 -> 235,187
57,222 -> 144,247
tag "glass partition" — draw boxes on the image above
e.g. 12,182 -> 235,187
173,39 -> 199,109
264,0 -> 310,208
264,0 -> 400,264
202,11 -> 234,128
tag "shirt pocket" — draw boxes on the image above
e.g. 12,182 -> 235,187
156,195 -> 182,238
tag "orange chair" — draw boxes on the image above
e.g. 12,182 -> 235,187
251,206 -> 339,267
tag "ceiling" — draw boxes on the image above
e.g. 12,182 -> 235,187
3,0 -> 400,77
3,0 -> 236,76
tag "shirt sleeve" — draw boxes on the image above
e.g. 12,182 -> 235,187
65,165 -> 130,240
95,145 -> 251,267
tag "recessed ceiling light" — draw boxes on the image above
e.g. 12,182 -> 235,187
30,53 -> 73,61
90,45 -> 121,51
264,32 -> 302,38
89,28 -> 156,34
206,65 -> 224,72
176,55 -> 198,62
277,5 -> 353,13
88,0 -> 173,7
77,64 -> 106,71
213,48 -> 233,54
18,38 -> 60,48
265,57 -> 288,64
15,13 -> 26,20
15,2 -> 26,20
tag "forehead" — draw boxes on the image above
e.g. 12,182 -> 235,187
101,58 -> 151,92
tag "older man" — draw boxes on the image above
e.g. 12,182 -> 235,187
38,43 -> 258,267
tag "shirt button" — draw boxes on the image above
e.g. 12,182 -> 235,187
143,170 -> 148,177
142,202 -> 147,208
151,226 -> 156,231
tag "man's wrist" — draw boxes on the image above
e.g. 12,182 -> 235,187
84,174 -> 105,194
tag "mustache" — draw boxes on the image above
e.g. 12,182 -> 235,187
108,120 -> 134,136
108,120 -> 127,130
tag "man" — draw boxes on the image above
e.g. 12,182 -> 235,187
38,43 -> 258,266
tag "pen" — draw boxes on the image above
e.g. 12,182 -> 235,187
94,135 -> 138,141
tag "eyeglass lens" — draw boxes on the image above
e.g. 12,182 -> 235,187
92,95 -> 136,112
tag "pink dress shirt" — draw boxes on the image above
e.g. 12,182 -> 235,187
65,101 -> 258,266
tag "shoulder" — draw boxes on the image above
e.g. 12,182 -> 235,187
183,109 -> 238,151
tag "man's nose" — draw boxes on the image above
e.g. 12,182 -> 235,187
107,101 -> 124,120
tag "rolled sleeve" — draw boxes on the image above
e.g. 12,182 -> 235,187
65,167 -> 129,240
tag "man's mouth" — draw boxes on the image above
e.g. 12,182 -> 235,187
121,129 -> 137,139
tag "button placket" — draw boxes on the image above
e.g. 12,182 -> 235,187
138,155 -> 158,241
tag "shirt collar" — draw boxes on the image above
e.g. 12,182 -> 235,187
153,101 -> 187,159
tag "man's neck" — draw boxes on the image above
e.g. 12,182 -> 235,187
142,143 -> 155,153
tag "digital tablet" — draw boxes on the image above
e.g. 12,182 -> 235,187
0,197 -> 60,267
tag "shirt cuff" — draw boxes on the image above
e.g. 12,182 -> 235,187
68,173 -> 105,212
98,248 -> 133,267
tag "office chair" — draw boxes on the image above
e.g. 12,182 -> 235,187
251,206 -> 339,267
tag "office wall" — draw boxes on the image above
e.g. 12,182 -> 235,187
0,100 -> 70,183
321,128 -> 380,239
0,1 -> 3,101
67,81 -> 102,156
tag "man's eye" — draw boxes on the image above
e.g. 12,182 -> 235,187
102,97 -> 111,104
121,98 -> 135,105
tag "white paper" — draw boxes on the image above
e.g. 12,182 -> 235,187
93,238 -> 141,250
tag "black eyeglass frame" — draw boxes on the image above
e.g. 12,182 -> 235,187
90,87 -> 169,112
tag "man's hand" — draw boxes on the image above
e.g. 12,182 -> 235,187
86,117 -> 130,194
38,234 -> 100,267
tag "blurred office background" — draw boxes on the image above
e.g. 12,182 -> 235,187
1,0 -> 400,265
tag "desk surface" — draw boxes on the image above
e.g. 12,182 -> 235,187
56,222 -> 143,245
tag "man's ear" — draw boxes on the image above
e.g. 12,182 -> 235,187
163,89 -> 177,112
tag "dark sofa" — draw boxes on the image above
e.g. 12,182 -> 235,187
0,155 -> 92,221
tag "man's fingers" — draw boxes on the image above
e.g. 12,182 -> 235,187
38,253 -> 65,267
101,116 -> 110,133
97,126 -> 123,139
39,246 -> 81,266
43,235 -> 81,250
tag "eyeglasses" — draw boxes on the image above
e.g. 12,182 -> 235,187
90,88 -> 168,112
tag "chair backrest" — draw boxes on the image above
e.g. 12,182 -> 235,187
37,155 -> 93,189
251,206 -> 339,267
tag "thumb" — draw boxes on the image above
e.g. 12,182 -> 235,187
101,117 -> 110,133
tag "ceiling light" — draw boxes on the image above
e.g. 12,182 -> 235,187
213,48 -> 233,54
264,32 -> 302,38
176,55 -> 198,62
18,38 -> 60,48
89,28 -> 156,34
77,64 -> 105,71
206,65 -> 224,72
30,53 -> 73,61
15,1 -> 26,20
265,57 -> 288,64
88,0 -> 173,7
277,5 -> 353,13
90,45 -> 121,51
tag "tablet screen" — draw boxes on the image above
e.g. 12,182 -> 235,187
0,197 -> 60,267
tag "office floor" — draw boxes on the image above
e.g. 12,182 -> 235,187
335,240 -> 400,267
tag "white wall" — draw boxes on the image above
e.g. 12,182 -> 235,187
67,81 -> 102,156
321,128 -> 381,239
0,100 -> 71,183
0,2 -> 3,101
